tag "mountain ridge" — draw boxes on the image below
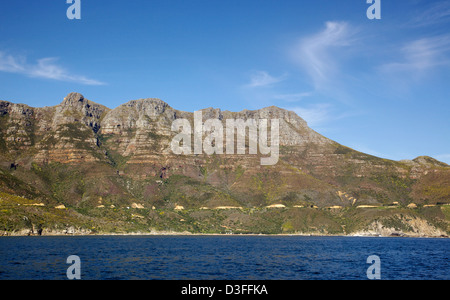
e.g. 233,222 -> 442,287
2,93 -> 447,165
0,93 -> 449,236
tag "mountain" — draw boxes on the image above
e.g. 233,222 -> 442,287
0,93 -> 449,237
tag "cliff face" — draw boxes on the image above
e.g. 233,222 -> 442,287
0,93 -> 449,236
0,93 -> 110,165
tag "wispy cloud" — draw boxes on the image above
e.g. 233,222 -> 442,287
245,70 -> 286,88
408,1 -> 450,27
291,21 -> 357,89
0,51 -> 105,85
287,103 -> 361,129
289,103 -> 332,127
380,35 -> 450,75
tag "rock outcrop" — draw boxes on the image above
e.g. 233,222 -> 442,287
352,215 -> 448,238
0,93 -> 449,236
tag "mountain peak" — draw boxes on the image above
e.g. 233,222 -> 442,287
1,92 -> 449,237
52,93 -> 110,133
413,156 -> 448,167
124,97 -> 169,107
61,92 -> 85,106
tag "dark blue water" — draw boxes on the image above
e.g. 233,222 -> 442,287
0,236 -> 448,280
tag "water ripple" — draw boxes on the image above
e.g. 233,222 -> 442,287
0,236 -> 448,280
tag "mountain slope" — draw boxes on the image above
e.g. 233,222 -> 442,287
0,93 -> 448,236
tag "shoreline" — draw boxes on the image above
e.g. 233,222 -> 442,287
2,230 -> 448,239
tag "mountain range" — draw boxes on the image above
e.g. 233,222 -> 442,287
0,92 -> 449,237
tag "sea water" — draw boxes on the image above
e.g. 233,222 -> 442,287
0,236 -> 448,280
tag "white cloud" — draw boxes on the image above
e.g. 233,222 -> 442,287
380,35 -> 450,74
246,71 -> 286,88
287,103 -> 361,129
409,1 -> 450,27
289,103 -> 332,127
0,51 -> 105,85
291,21 -> 357,89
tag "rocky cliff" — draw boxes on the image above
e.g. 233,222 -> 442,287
0,93 -> 449,236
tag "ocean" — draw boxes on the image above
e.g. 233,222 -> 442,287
0,235 -> 448,280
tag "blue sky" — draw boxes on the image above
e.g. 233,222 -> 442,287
0,0 -> 449,164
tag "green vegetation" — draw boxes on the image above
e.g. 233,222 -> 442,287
2,188 -> 448,235
0,97 -> 449,237
442,205 -> 450,222
58,123 -> 94,150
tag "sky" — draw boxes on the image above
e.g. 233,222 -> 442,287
0,0 -> 449,164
